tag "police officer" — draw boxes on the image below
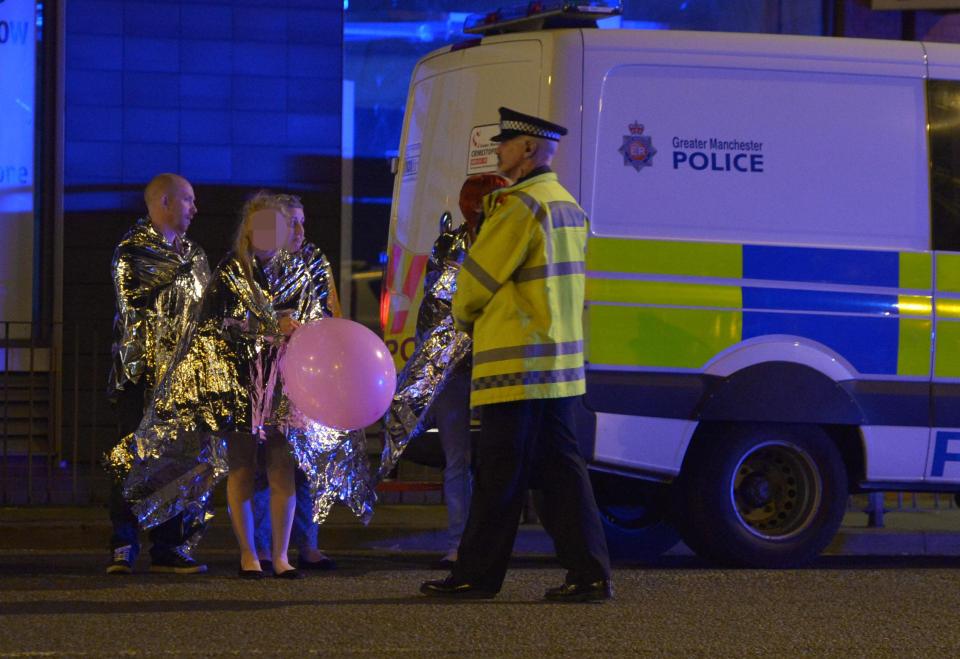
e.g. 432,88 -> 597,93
420,108 -> 612,602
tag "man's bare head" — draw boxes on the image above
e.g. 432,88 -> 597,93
144,173 -> 196,238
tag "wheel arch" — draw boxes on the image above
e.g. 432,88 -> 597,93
679,335 -> 869,483
696,335 -> 866,426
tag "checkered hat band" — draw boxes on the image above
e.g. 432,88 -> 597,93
501,120 -> 562,140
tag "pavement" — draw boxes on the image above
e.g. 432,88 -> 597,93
5,502 -> 960,655
7,550 -> 960,656
4,500 -> 960,558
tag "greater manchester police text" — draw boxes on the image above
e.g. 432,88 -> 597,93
672,137 -> 764,152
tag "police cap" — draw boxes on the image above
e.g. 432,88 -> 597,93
490,107 -> 568,142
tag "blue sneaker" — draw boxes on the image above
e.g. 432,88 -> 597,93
106,544 -> 138,574
149,546 -> 207,574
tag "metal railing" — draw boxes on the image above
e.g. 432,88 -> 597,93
0,320 -> 112,505
852,491 -> 958,528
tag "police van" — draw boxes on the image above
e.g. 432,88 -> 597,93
381,2 -> 960,567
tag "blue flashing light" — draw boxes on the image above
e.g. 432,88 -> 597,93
342,196 -> 393,206
464,0 -> 621,35
618,19 -> 667,30
378,250 -> 389,265
345,21 -> 449,42
357,196 -> 393,205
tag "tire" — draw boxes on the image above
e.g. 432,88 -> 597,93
590,471 -> 681,562
676,423 -> 847,568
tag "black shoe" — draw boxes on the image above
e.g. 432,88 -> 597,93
420,576 -> 496,599
274,568 -> 305,580
544,580 -> 613,602
238,567 -> 265,580
149,547 -> 208,574
106,544 -> 138,575
297,555 -> 336,571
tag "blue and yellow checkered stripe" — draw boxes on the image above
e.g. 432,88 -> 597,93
586,238 -> 937,377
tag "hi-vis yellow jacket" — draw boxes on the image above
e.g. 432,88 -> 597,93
452,170 -> 588,407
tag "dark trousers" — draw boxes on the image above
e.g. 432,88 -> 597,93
452,396 -> 610,592
108,381 -> 191,559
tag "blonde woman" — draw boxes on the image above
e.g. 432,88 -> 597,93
217,192 -> 302,578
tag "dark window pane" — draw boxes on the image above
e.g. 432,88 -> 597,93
929,80 -> 960,252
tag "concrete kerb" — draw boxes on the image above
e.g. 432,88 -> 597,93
4,506 -> 960,557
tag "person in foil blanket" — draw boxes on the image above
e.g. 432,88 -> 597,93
380,173 -> 510,570
122,191 -> 375,579
252,193 -> 363,573
104,172 -> 210,575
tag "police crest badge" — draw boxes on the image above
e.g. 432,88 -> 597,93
619,121 -> 656,172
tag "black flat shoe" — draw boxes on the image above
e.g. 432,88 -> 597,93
544,580 -> 613,602
297,555 -> 336,571
274,569 -> 305,580
420,576 -> 496,599
238,568 -> 265,580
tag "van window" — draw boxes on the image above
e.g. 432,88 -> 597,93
590,65 -> 930,251
929,80 -> 960,252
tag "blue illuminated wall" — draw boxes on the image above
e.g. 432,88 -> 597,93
65,1 -> 341,196
62,0 -> 343,320
60,1 -> 343,461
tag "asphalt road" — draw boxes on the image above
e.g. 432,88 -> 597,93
1,550 -> 959,656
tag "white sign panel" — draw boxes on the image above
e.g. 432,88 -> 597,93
466,124 -> 500,175
0,0 -> 36,324
402,142 -> 420,180
591,65 -> 929,250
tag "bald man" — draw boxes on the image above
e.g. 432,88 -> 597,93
104,173 -> 211,574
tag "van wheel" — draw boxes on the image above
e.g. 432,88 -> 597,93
590,471 -> 680,562
677,423 -> 847,568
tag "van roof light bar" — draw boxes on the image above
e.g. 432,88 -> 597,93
463,1 -> 622,36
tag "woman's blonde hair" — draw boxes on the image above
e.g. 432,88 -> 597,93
233,190 -> 285,292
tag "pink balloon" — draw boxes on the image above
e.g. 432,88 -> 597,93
281,319 -> 397,430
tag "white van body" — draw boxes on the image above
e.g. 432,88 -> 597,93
383,27 -> 960,566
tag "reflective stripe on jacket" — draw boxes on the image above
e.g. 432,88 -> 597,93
452,171 -> 587,407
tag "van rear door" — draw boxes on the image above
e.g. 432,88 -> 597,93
383,38 -> 545,363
